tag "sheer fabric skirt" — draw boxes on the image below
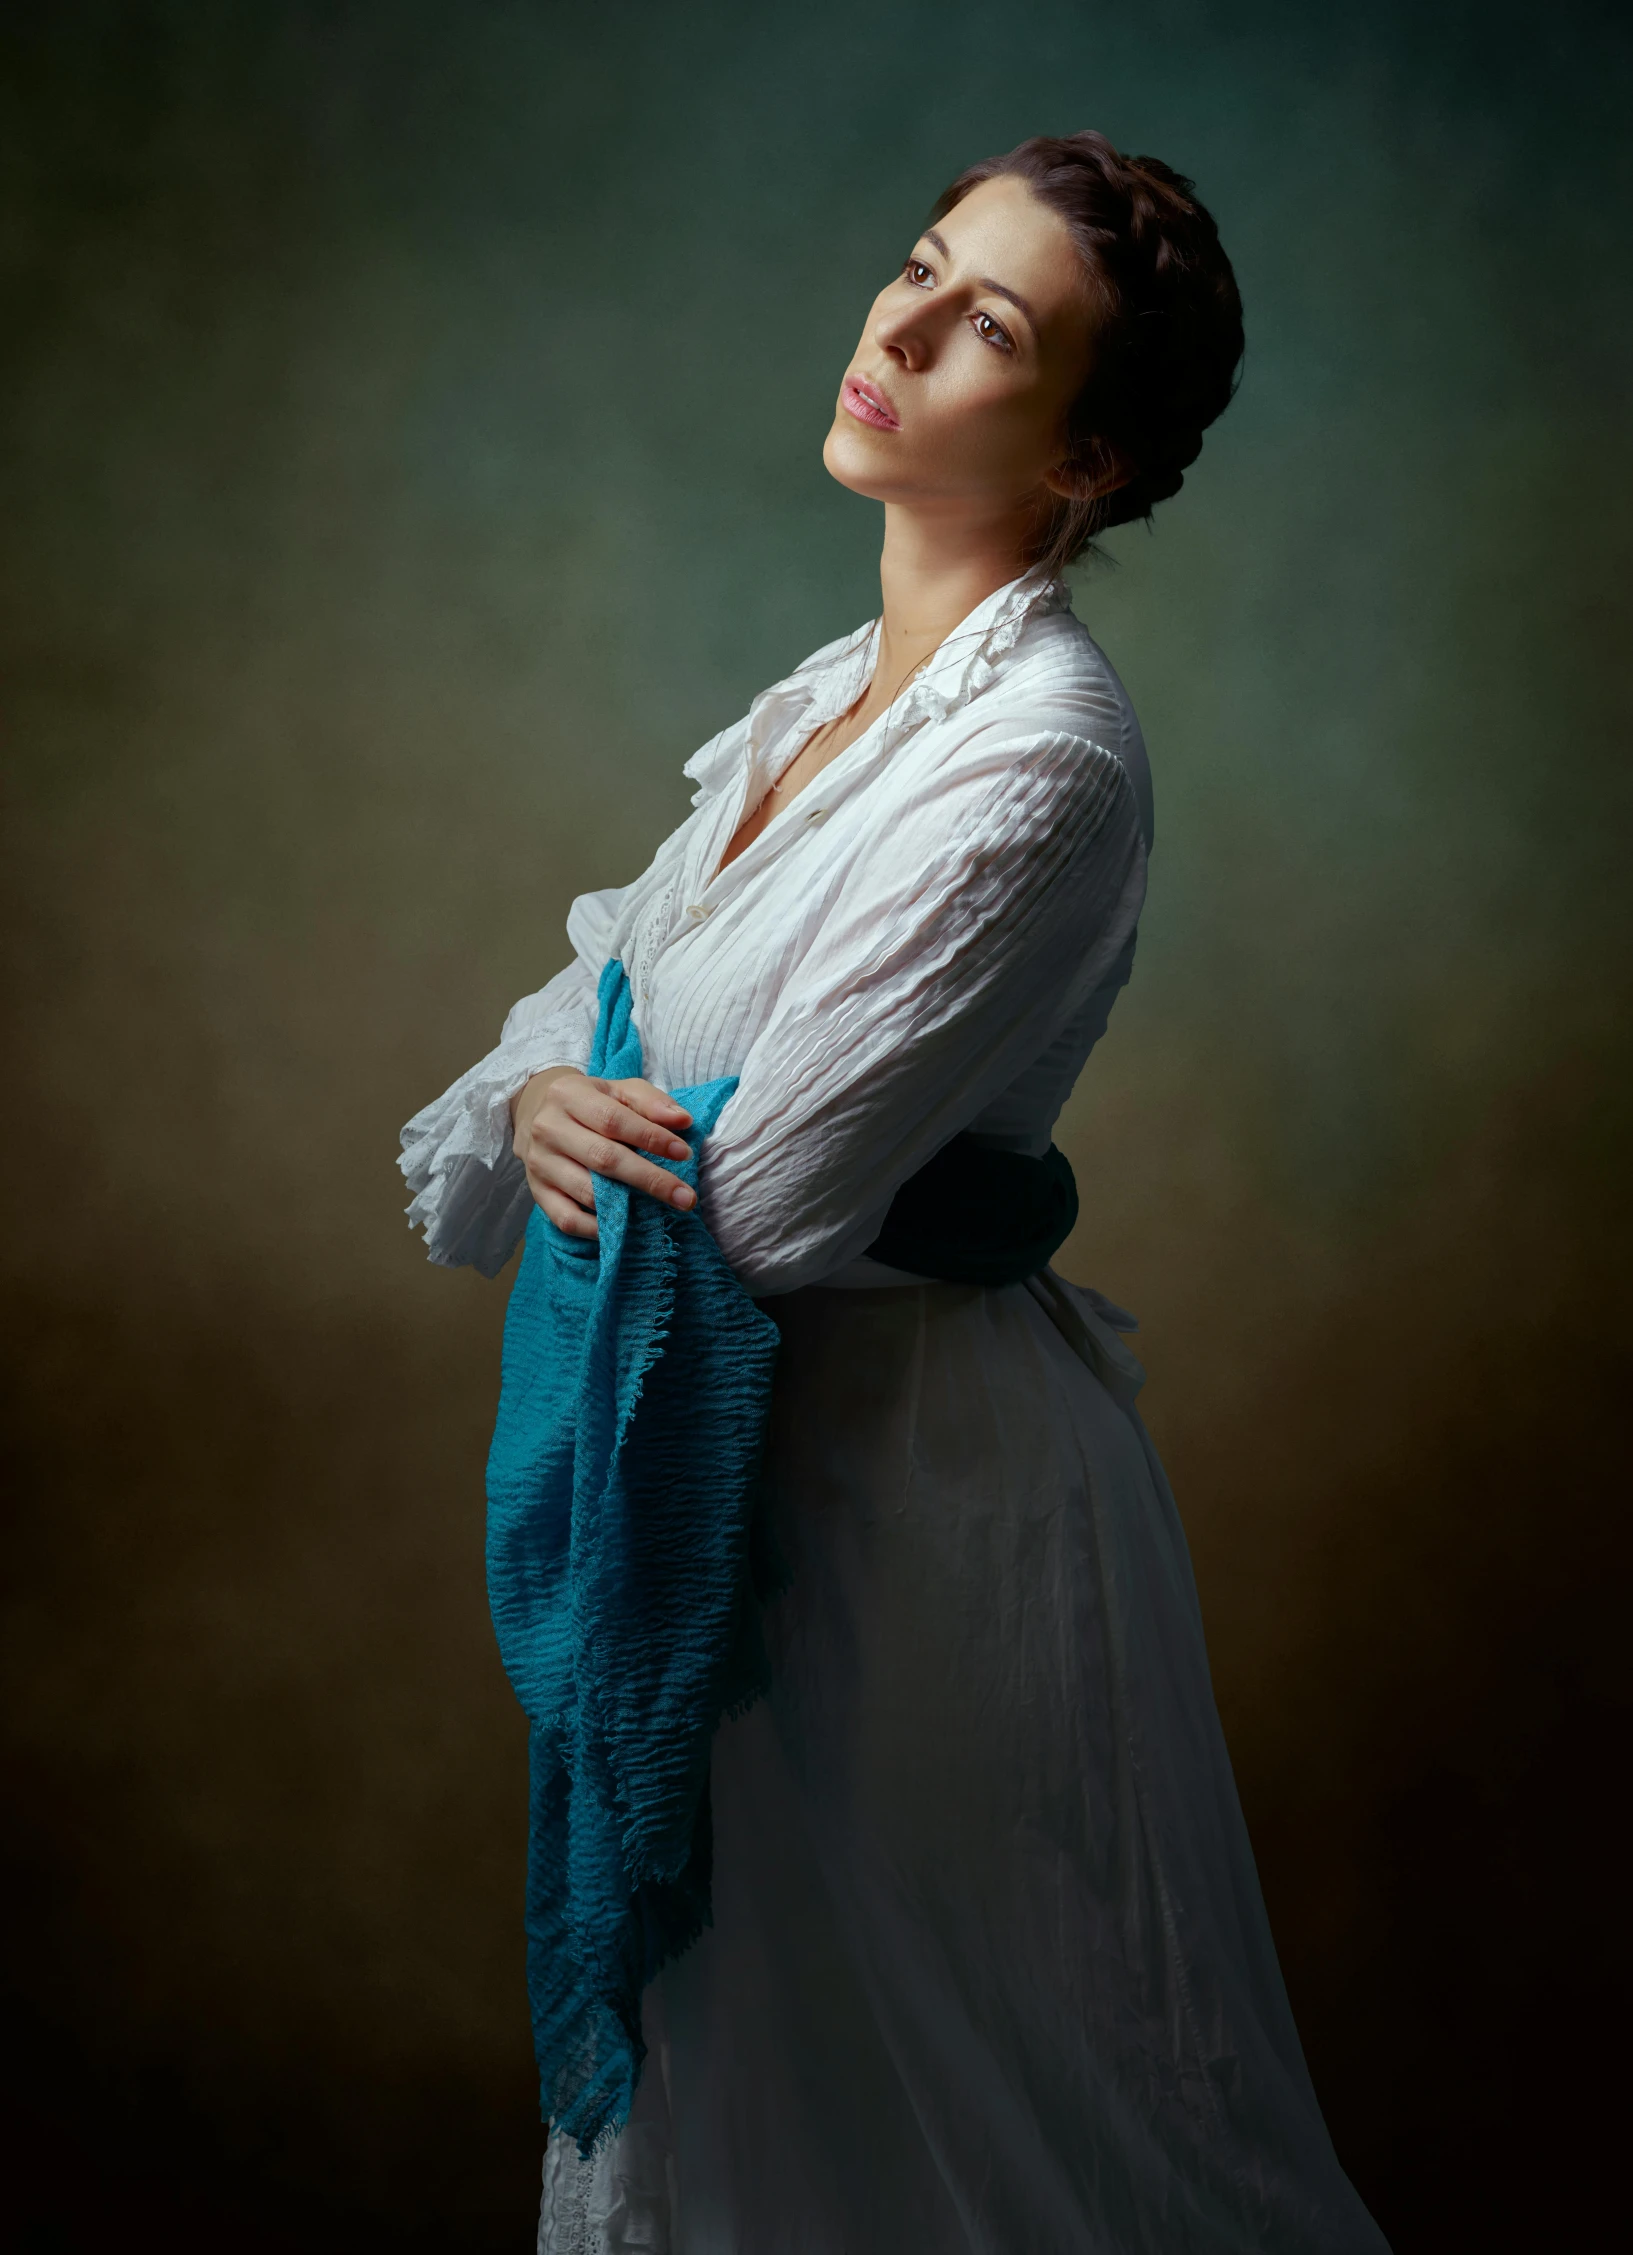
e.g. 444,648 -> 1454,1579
537,1273 -> 1388,2255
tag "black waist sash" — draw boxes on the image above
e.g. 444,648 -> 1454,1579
864,1133 -> 1079,1287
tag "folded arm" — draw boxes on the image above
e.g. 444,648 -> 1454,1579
697,728 -> 1147,1298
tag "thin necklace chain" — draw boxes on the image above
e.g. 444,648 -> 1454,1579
765,577 -> 1055,798
769,644 -> 932,791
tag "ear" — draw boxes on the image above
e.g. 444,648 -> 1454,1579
1043,439 -> 1134,505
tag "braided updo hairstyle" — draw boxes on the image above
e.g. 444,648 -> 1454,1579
930,131 -> 1245,572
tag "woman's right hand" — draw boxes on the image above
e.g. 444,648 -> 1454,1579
509,1066 -> 696,1243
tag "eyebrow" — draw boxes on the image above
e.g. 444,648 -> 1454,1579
921,226 -> 1040,331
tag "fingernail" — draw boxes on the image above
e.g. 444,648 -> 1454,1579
672,1184 -> 695,1209
672,1140 -> 692,1159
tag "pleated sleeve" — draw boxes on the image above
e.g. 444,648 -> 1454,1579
698,726 -> 1147,1299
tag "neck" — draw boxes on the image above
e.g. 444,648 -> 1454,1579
874,498 -> 1043,681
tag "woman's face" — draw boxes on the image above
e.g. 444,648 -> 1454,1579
823,174 -> 1100,526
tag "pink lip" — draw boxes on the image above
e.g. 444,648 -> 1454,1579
841,374 -> 900,431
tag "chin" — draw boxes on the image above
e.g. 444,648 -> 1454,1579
822,417 -> 899,501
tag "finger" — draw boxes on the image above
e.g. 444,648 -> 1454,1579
565,1126 -> 697,1210
614,1077 -> 693,1127
536,1185 -> 598,1239
532,1153 -> 600,1213
564,1082 -> 692,1163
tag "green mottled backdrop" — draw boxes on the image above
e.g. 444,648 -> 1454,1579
3,3 -> 1628,2247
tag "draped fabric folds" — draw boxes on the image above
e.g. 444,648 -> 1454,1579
486,955 -> 1088,2153
485,957 -> 784,2152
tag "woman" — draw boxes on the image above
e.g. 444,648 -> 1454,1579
402,133 -> 1390,2255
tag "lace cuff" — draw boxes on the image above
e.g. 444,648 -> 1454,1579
399,959 -> 597,1277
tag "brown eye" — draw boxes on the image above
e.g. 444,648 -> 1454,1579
902,257 -> 933,288
973,311 -> 1015,354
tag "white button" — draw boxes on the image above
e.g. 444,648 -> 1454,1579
686,902 -> 715,920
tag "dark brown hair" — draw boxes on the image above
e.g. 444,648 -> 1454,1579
931,130 -> 1245,572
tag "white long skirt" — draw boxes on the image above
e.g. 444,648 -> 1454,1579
537,1272 -> 1390,2254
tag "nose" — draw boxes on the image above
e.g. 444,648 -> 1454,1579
872,292 -> 933,374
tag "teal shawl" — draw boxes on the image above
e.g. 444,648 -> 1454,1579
486,954 -> 1078,2152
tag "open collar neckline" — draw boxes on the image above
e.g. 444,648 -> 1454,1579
811,563 -> 1070,734
682,565 -> 1071,807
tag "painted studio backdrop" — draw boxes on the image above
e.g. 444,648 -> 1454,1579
3,4 -> 1628,2249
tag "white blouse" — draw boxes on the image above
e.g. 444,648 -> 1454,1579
399,564 -> 1154,1301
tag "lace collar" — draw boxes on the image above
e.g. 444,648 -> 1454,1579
683,565 -> 1070,804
